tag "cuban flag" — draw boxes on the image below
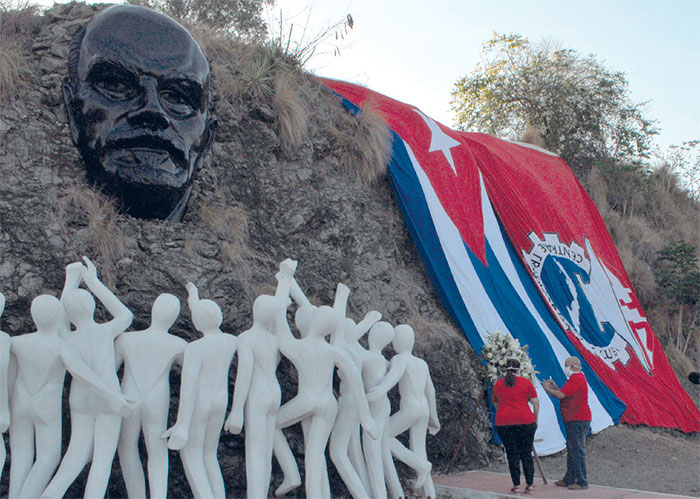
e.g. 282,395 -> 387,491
322,78 -> 700,454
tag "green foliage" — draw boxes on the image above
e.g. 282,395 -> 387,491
665,140 -> 700,201
127,0 -> 273,38
654,240 -> 700,353
655,241 -> 700,307
451,33 -> 658,176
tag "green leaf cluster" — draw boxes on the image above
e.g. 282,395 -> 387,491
451,33 -> 658,176
127,0 -> 273,39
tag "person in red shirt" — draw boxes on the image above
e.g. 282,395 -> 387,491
491,358 -> 540,494
543,356 -> 592,490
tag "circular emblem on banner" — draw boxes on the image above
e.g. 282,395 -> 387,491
523,233 -> 653,373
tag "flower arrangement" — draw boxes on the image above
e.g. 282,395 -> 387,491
480,330 -> 538,385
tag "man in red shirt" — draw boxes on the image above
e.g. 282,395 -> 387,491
543,356 -> 591,490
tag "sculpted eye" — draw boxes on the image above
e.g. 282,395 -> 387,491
160,88 -> 195,116
93,76 -> 136,100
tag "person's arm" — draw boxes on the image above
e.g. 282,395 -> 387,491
330,284 -> 350,346
59,262 -> 84,334
491,381 -> 500,410
426,375 -> 440,435
530,397 -> 540,422
352,311 -> 382,341
366,355 -> 408,402
60,342 -> 133,417
225,343 -> 253,434
334,348 -> 379,439
0,335 -> 11,432
543,378 -> 566,399
186,282 -> 200,313
164,346 -> 202,450
81,257 -> 133,337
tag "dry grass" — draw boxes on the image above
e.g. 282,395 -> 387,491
0,0 -> 40,102
198,190 -> 253,270
274,70 -> 309,152
0,40 -> 25,102
52,185 -> 128,285
330,98 -> 393,184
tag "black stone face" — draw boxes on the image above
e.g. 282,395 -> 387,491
64,5 -> 216,221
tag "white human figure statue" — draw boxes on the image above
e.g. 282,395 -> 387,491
0,292 -> 11,481
328,309 -> 382,499
223,274 -> 301,498
273,260 -> 379,499
42,257 -> 135,499
164,282 -> 237,499
357,320 -> 402,499
116,293 -> 187,499
367,324 -> 441,498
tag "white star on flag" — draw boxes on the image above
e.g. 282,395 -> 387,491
414,109 -> 461,175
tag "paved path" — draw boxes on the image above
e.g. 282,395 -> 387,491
433,471 -> 695,499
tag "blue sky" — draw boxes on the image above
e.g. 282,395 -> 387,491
272,0 -> 700,152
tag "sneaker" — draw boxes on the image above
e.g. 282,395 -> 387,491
567,483 -> 589,490
555,480 -> 569,487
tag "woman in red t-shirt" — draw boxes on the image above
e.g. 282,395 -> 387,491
491,358 -> 540,494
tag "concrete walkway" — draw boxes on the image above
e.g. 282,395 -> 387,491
433,471 -> 695,499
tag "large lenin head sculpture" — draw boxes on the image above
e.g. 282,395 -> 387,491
64,5 -> 216,221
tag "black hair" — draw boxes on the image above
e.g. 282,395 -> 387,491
505,358 -> 520,387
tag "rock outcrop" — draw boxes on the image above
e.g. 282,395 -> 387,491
0,3 -> 493,496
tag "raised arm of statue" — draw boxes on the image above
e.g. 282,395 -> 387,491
80,257 -> 133,336
353,311 -> 382,341
186,281 -> 200,311
225,345 -> 253,434
330,284 -> 350,346
59,342 -> 133,417
59,262 -> 84,334
164,346 -> 202,450
366,354 -> 409,402
334,348 -> 379,439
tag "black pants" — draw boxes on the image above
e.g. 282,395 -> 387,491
496,423 -> 537,486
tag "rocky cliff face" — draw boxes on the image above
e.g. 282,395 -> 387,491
0,3 -> 493,496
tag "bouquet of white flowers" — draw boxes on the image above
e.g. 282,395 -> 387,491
480,330 -> 538,385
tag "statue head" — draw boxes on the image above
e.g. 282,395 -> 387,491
393,324 -> 415,353
64,5 -> 216,221
151,293 -> 181,329
191,299 -> 223,332
63,289 -> 97,325
368,321 -> 394,351
31,295 -> 62,330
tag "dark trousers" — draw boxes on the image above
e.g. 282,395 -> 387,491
496,423 -> 537,486
564,420 -> 590,486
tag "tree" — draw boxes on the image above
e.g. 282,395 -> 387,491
451,33 -> 658,176
666,140 -> 700,201
654,241 -> 700,353
127,0 -> 274,39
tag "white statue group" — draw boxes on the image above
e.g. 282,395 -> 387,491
0,257 -> 440,499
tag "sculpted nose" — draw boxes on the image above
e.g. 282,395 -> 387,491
127,81 -> 169,131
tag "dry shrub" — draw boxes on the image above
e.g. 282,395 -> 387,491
0,40 -> 26,102
407,313 -> 463,343
331,98 -> 393,184
0,0 -> 41,45
274,70 -> 308,151
617,245 -> 656,305
664,343 -> 696,379
53,185 -> 127,284
198,190 -> 253,272
586,166 -> 608,209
